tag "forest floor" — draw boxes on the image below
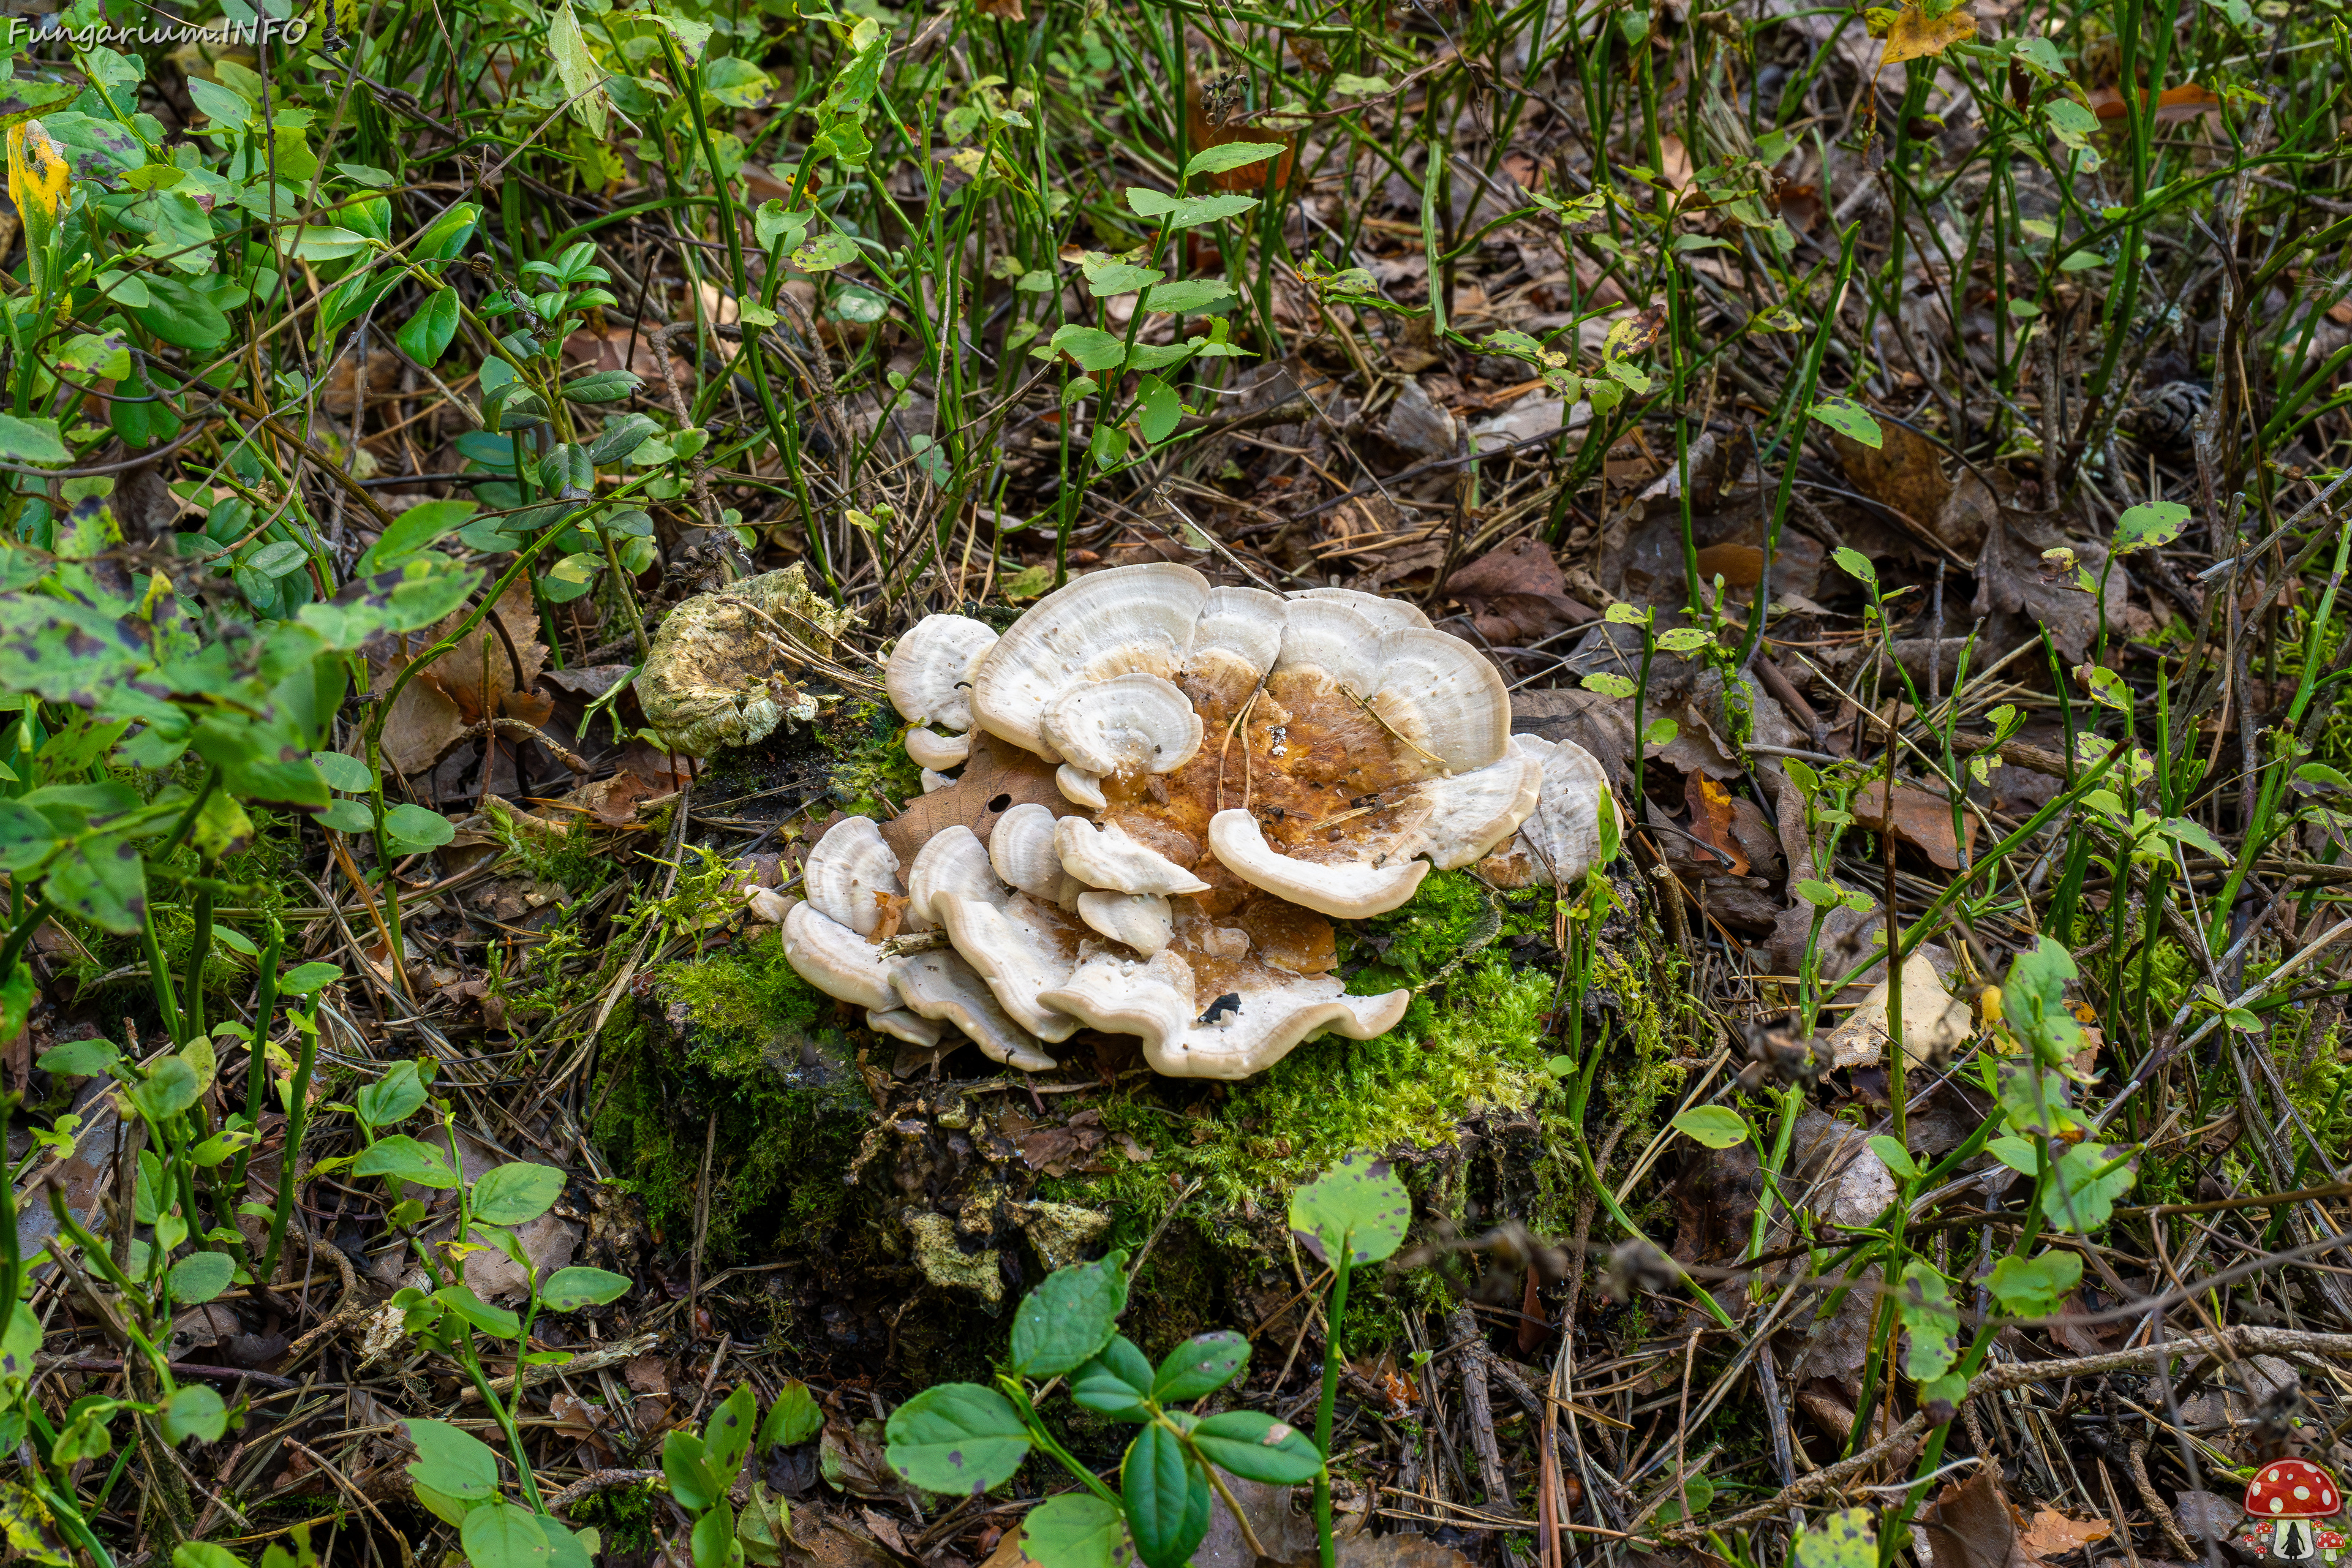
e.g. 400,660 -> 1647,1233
2,0 -> 2351,1566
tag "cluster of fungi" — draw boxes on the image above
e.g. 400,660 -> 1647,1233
766,564 -> 1614,1080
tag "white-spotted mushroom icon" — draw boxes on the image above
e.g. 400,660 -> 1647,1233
773,564 -> 1617,1078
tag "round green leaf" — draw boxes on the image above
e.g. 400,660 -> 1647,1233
1287,1152 -> 1411,1266
158,1384 -> 227,1444
167,1250 -> 236,1305
884,1382 -> 1031,1495
382,804 -> 456,853
401,1417 -> 501,1500
1671,1106 -> 1751,1149
1189,1410 -> 1323,1484
1009,1255 -> 1128,1378
1022,1493 -> 1128,1568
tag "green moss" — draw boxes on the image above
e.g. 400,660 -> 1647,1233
590,929 -> 871,1257
484,799 -> 611,896
817,699 -> 922,818
567,1477 -> 660,1556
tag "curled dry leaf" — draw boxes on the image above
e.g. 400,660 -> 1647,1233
1918,1471 -> 2041,1568
1684,774 -> 1749,875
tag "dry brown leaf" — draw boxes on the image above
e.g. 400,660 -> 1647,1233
1880,4 -> 1978,67
876,731 -> 1075,864
1919,1471 -> 2042,1568
1852,776 -> 1975,871
377,580 -> 549,777
1443,537 -> 1594,645
1694,541 -> 1765,590
1184,69 -> 1295,194
2089,81 -> 2223,121
1972,510 -> 2129,666
1831,419 -> 1953,544
1685,775 -> 1750,875
2019,1513 -> 2113,1559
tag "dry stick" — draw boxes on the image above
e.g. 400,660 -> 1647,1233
1446,1306 -> 1509,1508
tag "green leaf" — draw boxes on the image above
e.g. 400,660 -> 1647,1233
665,1428 -> 722,1512
1986,1135 -> 2040,1176
1140,279 -> 1234,315
186,75 -> 254,126
1642,717 -> 1679,747
473,1161 -> 565,1226
1121,1423 -> 1211,1568
1867,1135 -> 1920,1181
540,1266 -> 632,1312
355,1060 -> 428,1129
0,1476 -> 71,1566
883,1382 -> 1031,1495
0,800 -> 55,872
355,499 -> 480,575
1189,1410 -> 1322,1483
1124,189 -> 1259,228
176,1546 -> 245,1568
2223,1006 -> 2261,1032
434,1284 -> 522,1340
1183,141 -> 1289,179
37,1038 -> 119,1077
461,1502 -> 560,1568
1287,1152 -> 1411,1266
168,1250 -> 236,1305
312,751 -> 373,792
1807,396 -> 1881,447
1048,325 -> 1130,373
1082,263 -> 1164,297
561,370 -> 641,404
759,1379 -> 824,1449
790,232 -> 862,271
545,0 -> 609,137
1793,1507 -> 1878,1568
129,1056 -> 201,1121
1071,1335 -> 1155,1421
158,1384 -> 228,1444
2000,935 -> 2082,1066
1831,546 -> 1878,585
1670,1106 -> 1751,1149
1896,1261 -> 1960,1381
2041,1143 -> 2135,1234
1580,672 -> 1637,700
1010,1254 -> 1128,1377
353,1134 -> 459,1188
1653,627 -> 1712,653
1985,1250 -> 2082,1318
705,1383 -> 760,1482
692,1502 -> 738,1568
2158,816 -> 2228,859
1150,1331 -> 1248,1402
1137,376 -> 1182,445
402,1417 -> 502,1500
1022,1494 -> 1128,1568
45,833 -> 146,933
279,962 -> 342,995
382,804 -> 456,854
398,290 -> 460,369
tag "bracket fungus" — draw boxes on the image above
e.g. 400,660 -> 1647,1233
778,564 -> 1617,1079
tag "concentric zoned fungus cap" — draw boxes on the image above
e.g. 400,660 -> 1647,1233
784,563 -> 1613,1079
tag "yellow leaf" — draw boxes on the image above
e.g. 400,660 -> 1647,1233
1880,4 -> 1977,65
6,118 -> 70,267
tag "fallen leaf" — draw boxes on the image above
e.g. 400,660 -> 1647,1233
1918,1472 -> 2038,1568
1693,541 -> 1765,590
1831,419 -> 1953,545
1880,4 -> 1977,67
1444,538 -> 1595,645
1183,71 -> 1295,194
1685,774 -> 1749,875
1852,776 -> 1975,870
624,1352 -> 670,1394
377,579 -> 549,777
2088,81 -> 2223,121
1972,510 -> 2129,666
2019,1513 -> 2112,1559
876,731 -> 1077,865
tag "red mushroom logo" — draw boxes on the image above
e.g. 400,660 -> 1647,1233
2245,1460 -> 2343,1560
2316,1529 -> 2344,1564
